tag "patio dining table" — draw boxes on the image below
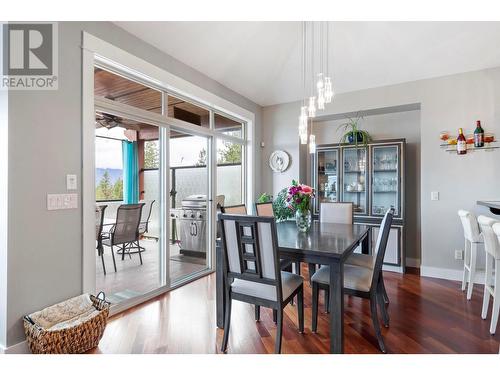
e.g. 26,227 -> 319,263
216,220 -> 371,354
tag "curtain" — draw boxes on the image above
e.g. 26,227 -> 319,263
122,140 -> 139,204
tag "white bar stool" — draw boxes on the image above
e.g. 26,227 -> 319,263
458,210 -> 483,300
485,221 -> 500,334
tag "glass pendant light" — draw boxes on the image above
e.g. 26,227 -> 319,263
299,105 -> 308,144
309,133 -> 316,154
324,76 -> 334,103
308,96 -> 316,118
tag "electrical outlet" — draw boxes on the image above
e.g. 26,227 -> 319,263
455,250 -> 463,260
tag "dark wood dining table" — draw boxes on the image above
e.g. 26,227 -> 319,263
216,220 -> 371,354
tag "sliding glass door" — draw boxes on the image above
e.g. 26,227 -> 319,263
95,113 -> 165,304
169,129 -> 211,283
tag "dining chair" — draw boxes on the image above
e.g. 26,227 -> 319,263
255,202 -> 274,217
458,210 -> 484,300
102,203 -> 145,267
95,205 -> 108,274
218,213 -> 304,354
479,217 -> 500,334
309,202 -> 357,310
221,204 -> 247,215
311,208 -> 394,353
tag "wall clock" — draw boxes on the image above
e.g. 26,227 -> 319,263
269,150 -> 290,173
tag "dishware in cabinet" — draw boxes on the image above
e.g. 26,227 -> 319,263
313,147 -> 339,215
341,146 -> 369,215
371,144 -> 402,218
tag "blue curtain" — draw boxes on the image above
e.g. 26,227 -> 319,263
122,140 -> 139,204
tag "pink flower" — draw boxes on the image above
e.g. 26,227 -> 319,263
300,184 -> 313,195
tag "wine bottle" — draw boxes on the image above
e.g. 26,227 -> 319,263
474,120 -> 484,147
457,128 -> 467,155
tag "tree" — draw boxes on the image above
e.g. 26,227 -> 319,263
144,141 -> 159,169
96,170 -> 114,200
218,142 -> 241,164
113,178 -> 123,200
196,148 -> 207,166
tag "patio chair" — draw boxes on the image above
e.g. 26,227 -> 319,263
124,200 -> 155,254
95,205 -> 108,274
102,203 -> 145,267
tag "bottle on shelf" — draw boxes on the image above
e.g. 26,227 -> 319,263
457,128 -> 467,155
474,120 -> 484,148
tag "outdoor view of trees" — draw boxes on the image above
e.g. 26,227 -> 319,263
196,142 -> 242,166
96,170 -> 123,201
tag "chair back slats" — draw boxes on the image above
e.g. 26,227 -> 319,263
219,214 -> 282,293
458,210 -> 482,243
478,216 -> 500,260
138,200 -> 155,234
222,204 -> 247,215
255,202 -> 274,217
320,202 -> 353,224
371,208 -> 394,287
235,221 -> 262,278
112,203 -> 144,245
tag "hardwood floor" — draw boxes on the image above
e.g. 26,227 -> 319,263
88,266 -> 500,354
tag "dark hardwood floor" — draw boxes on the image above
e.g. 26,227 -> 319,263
89,266 -> 500,354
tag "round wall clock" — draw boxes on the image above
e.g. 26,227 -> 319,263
269,150 -> 290,173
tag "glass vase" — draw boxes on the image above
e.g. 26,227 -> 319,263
295,208 -> 311,232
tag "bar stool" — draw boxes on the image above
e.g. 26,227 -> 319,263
458,210 -> 483,300
484,221 -> 500,334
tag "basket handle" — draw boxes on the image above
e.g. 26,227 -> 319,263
96,291 -> 106,302
23,315 -> 36,325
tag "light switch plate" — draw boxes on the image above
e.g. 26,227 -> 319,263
66,174 -> 77,190
431,191 -> 439,201
455,250 -> 463,260
47,193 -> 78,210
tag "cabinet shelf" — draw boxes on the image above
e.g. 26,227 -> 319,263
373,169 -> 397,172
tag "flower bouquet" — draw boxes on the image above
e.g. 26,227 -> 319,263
286,180 -> 314,232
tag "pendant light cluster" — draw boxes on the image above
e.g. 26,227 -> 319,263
298,22 -> 335,152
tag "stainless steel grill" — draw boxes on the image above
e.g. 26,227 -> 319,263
170,195 -> 207,257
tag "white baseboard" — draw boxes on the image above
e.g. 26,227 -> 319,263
0,340 -> 29,354
421,266 -> 485,284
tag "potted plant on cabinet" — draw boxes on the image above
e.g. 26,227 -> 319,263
338,114 -> 372,147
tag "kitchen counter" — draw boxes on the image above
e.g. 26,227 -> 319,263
477,201 -> 500,215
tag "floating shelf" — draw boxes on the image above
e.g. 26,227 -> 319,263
440,141 -> 498,153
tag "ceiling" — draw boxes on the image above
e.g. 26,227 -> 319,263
115,21 -> 500,107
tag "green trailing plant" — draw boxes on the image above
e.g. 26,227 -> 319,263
338,114 -> 372,147
258,193 -> 272,203
272,188 -> 295,222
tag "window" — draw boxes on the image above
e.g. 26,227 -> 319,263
167,95 -> 210,128
217,139 -> 243,206
215,113 -> 244,138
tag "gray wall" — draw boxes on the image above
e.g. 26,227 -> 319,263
261,67 -> 500,279
5,22 -> 262,348
310,110 -> 421,262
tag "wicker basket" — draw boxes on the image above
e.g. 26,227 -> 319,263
23,292 -> 110,354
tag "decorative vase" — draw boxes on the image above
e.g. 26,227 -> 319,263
347,132 -> 364,143
295,208 -> 312,232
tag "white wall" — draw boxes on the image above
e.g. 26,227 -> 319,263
311,110 -> 421,262
261,67 -> 500,279
4,22 -> 262,348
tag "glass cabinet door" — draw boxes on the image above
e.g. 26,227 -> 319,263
371,145 -> 400,216
342,147 -> 368,214
315,148 -> 339,214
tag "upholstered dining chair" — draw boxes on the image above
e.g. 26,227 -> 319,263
479,217 -> 500,334
311,208 -> 394,353
309,202 -> 356,309
255,202 -> 274,217
102,203 -> 145,268
218,213 -> 305,354
458,210 -> 484,300
95,205 -> 108,274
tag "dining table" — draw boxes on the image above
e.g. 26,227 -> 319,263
215,220 -> 371,354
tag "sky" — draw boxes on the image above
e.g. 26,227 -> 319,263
95,126 -> 232,169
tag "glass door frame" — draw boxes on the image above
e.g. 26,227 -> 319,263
340,145 -> 370,216
370,142 -> 403,219
83,43 -> 251,314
